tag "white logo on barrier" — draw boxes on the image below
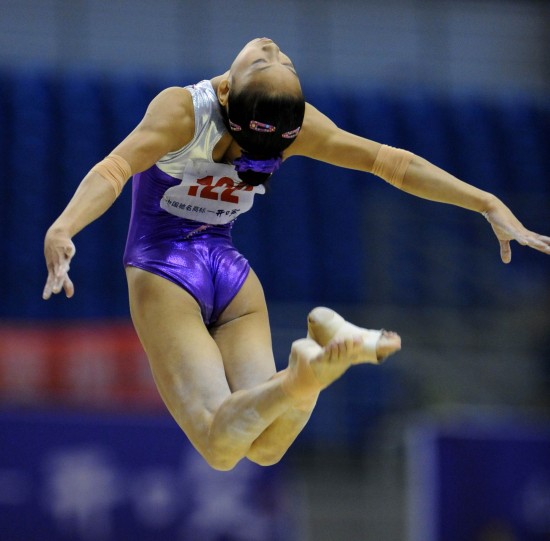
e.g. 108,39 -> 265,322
43,448 -> 122,540
19,444 -> 277,540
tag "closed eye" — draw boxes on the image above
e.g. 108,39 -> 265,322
251,58 -> 298,76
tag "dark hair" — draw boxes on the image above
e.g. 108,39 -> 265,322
220,83 -> 305,186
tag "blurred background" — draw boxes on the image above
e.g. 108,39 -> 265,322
0,0 -> 549,540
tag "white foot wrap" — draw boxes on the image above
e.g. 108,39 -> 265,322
359,329 -> 383,364
307,307 -> 383,364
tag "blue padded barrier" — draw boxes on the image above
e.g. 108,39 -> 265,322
6,72 -> 57,318
308,91 -> 369,303
293,363 -> 401,451
0,71 -> 548,319
56,74 -> 112,317
392,91 -> 454,171
441,96 -> 504,193
0,73 -> 10,306
344,89 -> 401,148
493,95 -> 548,194
100,76 -> 164,316
102,75 -> 157,147
250,156 -> 319,301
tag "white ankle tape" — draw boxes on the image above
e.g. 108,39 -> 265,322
361,330 -> 382,363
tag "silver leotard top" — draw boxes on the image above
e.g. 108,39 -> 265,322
156,80 -> 227,177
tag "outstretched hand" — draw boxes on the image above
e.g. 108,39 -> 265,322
482,200 -> 550,263
43,228 -> 76,299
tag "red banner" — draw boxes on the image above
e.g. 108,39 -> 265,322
0,322 -> 164,410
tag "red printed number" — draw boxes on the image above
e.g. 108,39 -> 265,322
188,176 -> 252,203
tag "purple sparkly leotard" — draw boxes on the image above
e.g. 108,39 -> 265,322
123,81 -> 264,326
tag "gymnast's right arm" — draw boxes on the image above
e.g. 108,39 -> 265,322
42,87 -> 195,300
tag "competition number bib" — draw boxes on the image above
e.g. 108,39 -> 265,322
160,160 -> 265,225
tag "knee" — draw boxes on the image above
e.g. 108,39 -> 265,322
246,445 -> 285,467
201,440 -> 245,471
204,449 -> 281,470
202,451 -> 240,471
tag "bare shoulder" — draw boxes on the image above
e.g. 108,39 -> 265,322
150,86 -> 193,109
283,103 -> 340,159
283,103 -> 342,160
144,87 -> 194,130
303,102 -> 338,128
132,86 -> 194,153
110,86 -> 196,172
301,102 -> 338,136
283,102 -> 379,171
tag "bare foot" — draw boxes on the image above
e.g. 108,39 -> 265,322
282,336 -> 365,401
307,307 -> 401,364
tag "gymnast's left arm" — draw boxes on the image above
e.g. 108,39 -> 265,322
286,103 -> 550,263
391,153 -> 550,263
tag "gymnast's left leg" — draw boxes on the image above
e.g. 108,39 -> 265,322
211,271 -> 401,466
209,271 -> 325,467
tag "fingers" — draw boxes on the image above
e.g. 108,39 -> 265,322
43,272 -> 73,300
44,267 -> 67,299
42,277 -> 55,300
526,233 -> 550,255
63,275 -> 75,298
43,260 -> 74,300
510,230 -> 550,256
495,227 -> 550,262
43,238 -> 76,300
499,240 -> 511,264
485,204 -> 550,259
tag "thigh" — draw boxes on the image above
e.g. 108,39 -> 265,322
125,266 -> 231,446
210,269 -> 277,392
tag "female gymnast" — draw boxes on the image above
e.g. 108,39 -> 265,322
43,38 -> 550,470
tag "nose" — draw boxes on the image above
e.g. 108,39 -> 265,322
262,42 -> 279,55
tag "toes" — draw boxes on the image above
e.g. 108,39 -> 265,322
291,338 -> 324,359
308,306 -> 335,325
323,340 -> 341,362
374,331 -> 402,364
324,336 -> 363,363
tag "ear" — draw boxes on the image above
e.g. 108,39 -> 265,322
217,79 -> 230,107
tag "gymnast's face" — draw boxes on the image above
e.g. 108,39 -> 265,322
229,38 -> 301,94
